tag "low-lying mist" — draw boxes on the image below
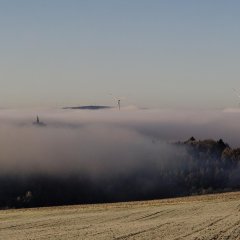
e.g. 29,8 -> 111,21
0,107 -> 240,208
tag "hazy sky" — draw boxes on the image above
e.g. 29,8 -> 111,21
0,1 -> 240,108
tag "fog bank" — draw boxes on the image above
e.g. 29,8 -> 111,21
1,108 -> 240,174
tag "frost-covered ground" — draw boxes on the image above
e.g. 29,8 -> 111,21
0,192 -> 239,240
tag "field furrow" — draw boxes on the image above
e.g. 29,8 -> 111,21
0,192 -> 239,240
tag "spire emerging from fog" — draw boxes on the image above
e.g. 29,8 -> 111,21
118,99 -> 121,110
33,115 -> 46,127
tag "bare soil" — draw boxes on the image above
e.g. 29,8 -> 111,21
0,192 -> 240,239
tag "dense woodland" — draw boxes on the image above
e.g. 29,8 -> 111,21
0,137 -> 240,209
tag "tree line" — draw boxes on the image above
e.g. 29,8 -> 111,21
0,137 -> 239,209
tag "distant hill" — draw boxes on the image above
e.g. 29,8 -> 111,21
63,105 -> 112,110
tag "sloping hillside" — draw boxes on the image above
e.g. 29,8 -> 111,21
1,192 -> 239,240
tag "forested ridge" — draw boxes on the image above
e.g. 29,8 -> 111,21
0,137 -> 239,209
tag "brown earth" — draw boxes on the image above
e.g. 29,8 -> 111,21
0,192 -> 240,240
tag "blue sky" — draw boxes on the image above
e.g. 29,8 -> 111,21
0,1 -> 240,108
